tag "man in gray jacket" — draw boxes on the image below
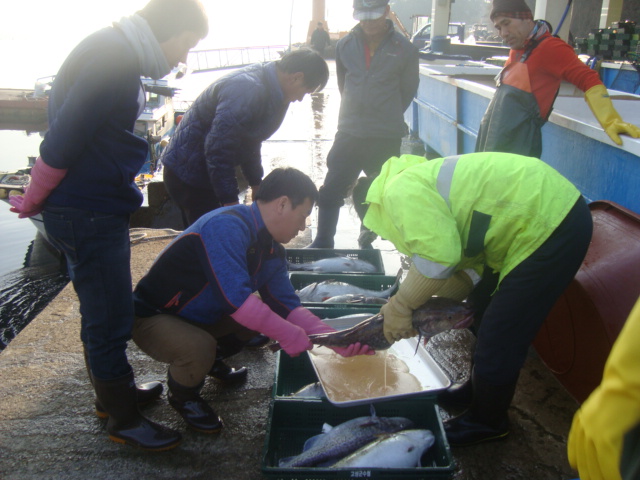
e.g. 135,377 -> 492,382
307,0 -> 419,249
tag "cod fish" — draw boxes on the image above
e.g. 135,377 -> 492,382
278,406 -> 414,468
288,256 -> 378,274
331,429 -> 435,468
307,296 -> 473,351
296,269 -> 401,303
323,294 -> 388,304
289,381 -> 326,399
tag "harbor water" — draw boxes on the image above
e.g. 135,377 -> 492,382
0,131 -> 69,349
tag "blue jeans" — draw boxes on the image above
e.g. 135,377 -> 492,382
43,204 -> 133,379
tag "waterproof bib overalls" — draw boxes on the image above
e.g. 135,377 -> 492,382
475,38 -> 550,158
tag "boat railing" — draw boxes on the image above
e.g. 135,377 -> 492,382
186,45 -> 288,73
34,76 -> 55,98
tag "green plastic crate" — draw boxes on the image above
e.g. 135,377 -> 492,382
261,399 -> 455,479
272,350 -> 321,399
286,248 -> 385,275
290,272 -> 400,307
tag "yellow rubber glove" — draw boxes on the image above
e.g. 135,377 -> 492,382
584,84 -> 640,146
567,296 -> 640,480
381,264 -> 445,343
434,270 -> 473,302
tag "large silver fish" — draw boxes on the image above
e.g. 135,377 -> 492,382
278,407 -> 414,468
296,269 -> 401,303
289,381 -> 326,399
269,296 -> 474,352
331,429 -> 435,468
288,256 -> 378,273
322,294 -> 388,304
311,296 -> 473,350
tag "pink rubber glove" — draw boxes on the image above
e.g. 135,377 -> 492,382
231,295 -> 312,357
9,156 -> 67,218
286,307 -> 375,357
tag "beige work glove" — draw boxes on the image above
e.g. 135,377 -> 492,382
585,84 -> 640,145
381,264 -> 445,343
434,270 -> 473,302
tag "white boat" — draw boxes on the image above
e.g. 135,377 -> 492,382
1,66 -> 189,234
136,73 -> 182,179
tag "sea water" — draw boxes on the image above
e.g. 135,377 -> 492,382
0,130 -> 70,349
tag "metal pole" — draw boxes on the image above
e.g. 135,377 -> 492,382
289,0 -> 294,52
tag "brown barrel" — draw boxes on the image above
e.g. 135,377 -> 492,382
533,200 -> 640,403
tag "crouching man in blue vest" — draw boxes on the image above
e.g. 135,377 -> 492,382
353,153 -> 593,446
132,167 -> 373,433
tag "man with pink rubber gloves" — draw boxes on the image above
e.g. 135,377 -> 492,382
9,0 -> 209,451
131,168 -> 373,434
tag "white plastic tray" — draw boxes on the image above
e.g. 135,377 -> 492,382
307,316 -> 451,407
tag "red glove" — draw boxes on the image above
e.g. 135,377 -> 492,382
231,295 -> 311,357
9,156 -> 67,218
287,307 -> 375,357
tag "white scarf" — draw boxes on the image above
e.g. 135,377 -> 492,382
114,14 -> 170,80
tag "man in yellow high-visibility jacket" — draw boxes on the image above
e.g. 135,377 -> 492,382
356,152 -> 593,446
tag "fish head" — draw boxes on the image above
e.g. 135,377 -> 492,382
296,282 -> 319,299
412,296 -> 475,337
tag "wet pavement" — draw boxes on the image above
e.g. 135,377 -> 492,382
0,61 -> 581,479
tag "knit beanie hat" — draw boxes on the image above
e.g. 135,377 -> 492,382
490,0 -> 533,21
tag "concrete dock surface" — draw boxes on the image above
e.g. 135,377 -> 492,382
0,61 -> 581,479
0,232 -> 581,480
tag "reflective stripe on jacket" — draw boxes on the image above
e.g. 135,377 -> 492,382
363,153 -> 580,283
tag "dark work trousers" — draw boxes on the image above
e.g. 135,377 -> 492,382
317,132 -> 402,208
473,196 -> 593,385
163,166 -> 221,228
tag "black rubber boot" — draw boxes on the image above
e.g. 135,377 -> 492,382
438,376 -> 473,409
92,371 -> 182,451
357,226 -> 377,249
444,370 -> 517,447
83,347 -> 164,418
244,334 -> 270,348
207,334 -> 249,384
208,360 -> 248,384
307,206 -> 340,248
167,372 -> 223,434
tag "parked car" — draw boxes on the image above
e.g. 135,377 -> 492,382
411,22 -> 466,50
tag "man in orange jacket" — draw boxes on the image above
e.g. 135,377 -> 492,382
476,0 -> 640,158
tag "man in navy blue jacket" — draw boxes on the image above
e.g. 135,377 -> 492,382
10,0 -> 209,452
161,48 -> 329,227
132,168 -> 372,433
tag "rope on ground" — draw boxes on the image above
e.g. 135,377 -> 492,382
129,227 -> 182,245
